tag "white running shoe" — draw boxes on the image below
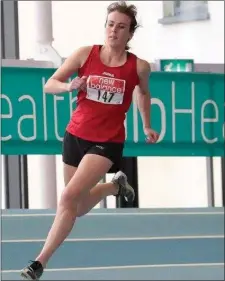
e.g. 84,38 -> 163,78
112,171 -> 135,203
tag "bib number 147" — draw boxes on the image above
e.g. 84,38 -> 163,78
98,91 -> 115,103
86,89 -> 123,104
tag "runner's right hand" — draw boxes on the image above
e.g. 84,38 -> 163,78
67,76 -> 87,92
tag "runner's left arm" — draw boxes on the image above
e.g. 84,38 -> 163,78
135,59 -> 152,131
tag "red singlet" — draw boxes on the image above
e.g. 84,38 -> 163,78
66,45 -> 140,143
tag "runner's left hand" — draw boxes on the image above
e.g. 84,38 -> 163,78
144,127 -> 159,143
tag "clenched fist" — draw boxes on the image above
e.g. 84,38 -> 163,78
67,76 -> 88,92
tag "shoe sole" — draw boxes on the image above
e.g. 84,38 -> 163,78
125,183 -> 135,202
21,271 -> 35,280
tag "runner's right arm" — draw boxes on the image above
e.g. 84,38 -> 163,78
44,46 -> 92,94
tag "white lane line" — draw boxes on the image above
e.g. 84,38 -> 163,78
2,262 -> 225,273
2,235 -> 224,243
1,211 -> 224,217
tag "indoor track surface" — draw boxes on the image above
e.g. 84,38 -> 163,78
1,207 -> 224,280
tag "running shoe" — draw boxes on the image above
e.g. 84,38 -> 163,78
112,171 -> 135,203
21,260 -> 43,280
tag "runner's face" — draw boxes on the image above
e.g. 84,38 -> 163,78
105,11 -> 132,49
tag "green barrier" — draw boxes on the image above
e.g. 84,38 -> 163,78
1,66 -> 224,156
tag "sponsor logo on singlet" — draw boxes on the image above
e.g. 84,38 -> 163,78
86,75 -> 126,105
102,72 -> 114,77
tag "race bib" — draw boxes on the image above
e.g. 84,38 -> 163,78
86,75 -> 126,105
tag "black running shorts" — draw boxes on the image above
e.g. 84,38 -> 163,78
62,131 -> 124,173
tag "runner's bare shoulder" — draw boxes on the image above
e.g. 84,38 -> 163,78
50,46 -> 93,82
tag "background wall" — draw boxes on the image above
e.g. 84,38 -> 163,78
18,1 -> 224,64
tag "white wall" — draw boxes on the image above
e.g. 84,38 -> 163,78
9,1 -> 224,209
1,156 -> 6,209
130,1 -> 224,64
138,157 -> 223,208
18,1 -> 224,64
